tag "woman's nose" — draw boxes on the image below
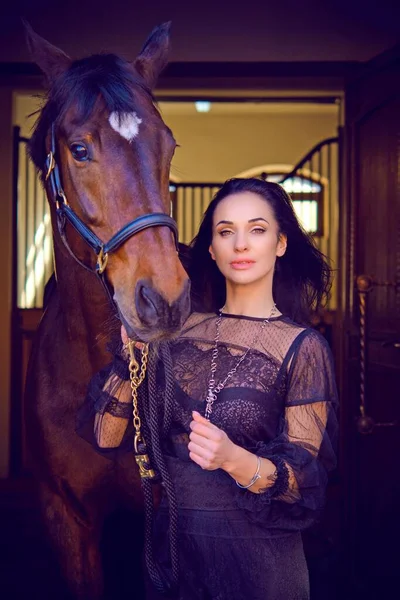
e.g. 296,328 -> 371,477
234,234 -> 248,252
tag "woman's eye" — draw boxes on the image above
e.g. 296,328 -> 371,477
219,230 -> 233,237
70,143 -> 89,162
251,227 -> 266,234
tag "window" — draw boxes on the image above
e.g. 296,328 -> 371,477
260,172 -> 323,236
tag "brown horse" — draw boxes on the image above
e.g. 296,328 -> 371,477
24,23 -> 190,599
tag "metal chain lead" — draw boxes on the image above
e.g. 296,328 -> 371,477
127,341 -> 149,435
205,305 -> 278,420
126,340 -> 156,479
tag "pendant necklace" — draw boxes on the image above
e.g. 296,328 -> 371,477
204,304 -> 278,420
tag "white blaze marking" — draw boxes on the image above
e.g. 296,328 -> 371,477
108,111 -> 142,142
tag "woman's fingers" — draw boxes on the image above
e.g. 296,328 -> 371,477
190,418 -> 224,441
189,452 -> 211,470
188,441 -> 217,470
190,422 -> 219,440
192,411 -> 219,429
189,431 -> 217,450
121,325 -> 129,345
188,440 -> 213,459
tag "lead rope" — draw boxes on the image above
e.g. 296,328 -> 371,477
126,340 -> 178,595
147,346 -> 180,590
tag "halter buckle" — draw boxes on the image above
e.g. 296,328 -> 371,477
55,190 -> 69,211
97,247 -> 109,274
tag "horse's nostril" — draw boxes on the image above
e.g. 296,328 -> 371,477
135,280 -> 160,327
135,278 -> 191,332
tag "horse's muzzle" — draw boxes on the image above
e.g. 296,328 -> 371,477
130,277 -> 191,339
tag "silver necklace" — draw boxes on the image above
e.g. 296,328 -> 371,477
204,304 -> 278,420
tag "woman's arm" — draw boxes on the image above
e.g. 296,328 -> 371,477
189,411 -> 281,494
94,375 -> 131,448
222,445 -> 283,494
189,330 -> 338,510
93,327 -> 135,448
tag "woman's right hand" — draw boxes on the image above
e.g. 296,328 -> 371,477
121,325 -> 130,359
121,325 -> 148,362
121,324 -> 129,344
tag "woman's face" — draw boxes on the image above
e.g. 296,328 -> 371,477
209,191 -> 287,287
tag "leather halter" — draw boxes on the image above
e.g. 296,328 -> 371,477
44,123 -> 179,299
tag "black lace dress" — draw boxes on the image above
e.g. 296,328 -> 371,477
78,311 -> 338,600
148,312 -> 338,600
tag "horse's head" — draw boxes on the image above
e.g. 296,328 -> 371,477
26,23 -> 191,342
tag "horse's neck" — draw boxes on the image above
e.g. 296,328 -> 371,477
53,239 -> 117,362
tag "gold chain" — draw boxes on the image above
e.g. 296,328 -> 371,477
127,340 -> 149,436
126,340 -> 155,479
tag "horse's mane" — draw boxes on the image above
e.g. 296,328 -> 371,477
29,53 -> 154,171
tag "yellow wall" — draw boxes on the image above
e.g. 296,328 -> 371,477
14,94 -> 42,137
163,108 -> 339,182
15,97 -> 339,182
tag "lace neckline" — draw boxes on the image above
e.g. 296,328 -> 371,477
216,312 -> 285,322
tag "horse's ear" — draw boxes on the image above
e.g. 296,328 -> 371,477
134,22 -> 171,90
23,20 -> 71,82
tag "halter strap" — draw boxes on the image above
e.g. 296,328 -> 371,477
103,213 -> 178,255
58,205 -> 178,257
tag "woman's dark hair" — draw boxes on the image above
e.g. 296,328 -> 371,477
188,177 -> 332,325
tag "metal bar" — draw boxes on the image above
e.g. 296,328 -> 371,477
183,187 -> 187,244
11,127 -> 20,313
32,160 -> 37,307
10,126 -> 23,476
280,137 -> 339,184
309,154 -> 313,235
308,155 -> 316,239
356,275 -> 372,433
318,145 -> 323,239
191,187 -> 196,242
176,187 -> 183,244
201,187 -> 206,219
327,141 -> 332,246
170,186 -> 177,222
24,142 -> 30,308
356,275 -> 398,432
318,145 -> 322,186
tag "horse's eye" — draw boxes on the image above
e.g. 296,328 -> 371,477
70,143 -> 89,162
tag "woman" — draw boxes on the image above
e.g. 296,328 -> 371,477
79,178 -> 338,599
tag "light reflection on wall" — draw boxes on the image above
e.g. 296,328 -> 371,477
266,175 -> 321,234
292,200 -> 318,233
20,212 -> 52,308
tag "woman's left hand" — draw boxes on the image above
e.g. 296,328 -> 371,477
188,411 -> 237,471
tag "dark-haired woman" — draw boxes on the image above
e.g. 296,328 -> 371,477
79,178 -> 338,600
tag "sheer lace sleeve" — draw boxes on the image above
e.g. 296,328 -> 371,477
235,329 -> 339,530
75,347 -> 134,459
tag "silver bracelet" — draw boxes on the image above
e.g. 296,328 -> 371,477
235,455 -> 262,489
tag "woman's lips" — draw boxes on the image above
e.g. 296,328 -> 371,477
230,260 -> 255,270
